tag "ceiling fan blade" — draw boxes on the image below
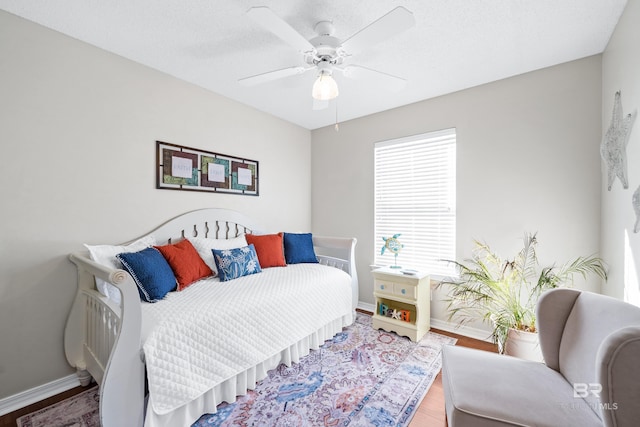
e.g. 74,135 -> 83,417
340,65 -> 407,92
246,6 -> 315,54
313,98 -> 329,110
238,66 -> 309,86
341,6 -> 415,54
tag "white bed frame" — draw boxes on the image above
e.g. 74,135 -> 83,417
64,208 -> 358,427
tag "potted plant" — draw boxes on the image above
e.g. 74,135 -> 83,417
438,233 -> 607,359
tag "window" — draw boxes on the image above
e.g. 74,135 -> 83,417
374,128 -> 456,278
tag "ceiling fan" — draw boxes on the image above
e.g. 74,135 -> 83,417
239,6 -> 416,109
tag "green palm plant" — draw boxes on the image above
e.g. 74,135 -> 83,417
438,233 -> 607,353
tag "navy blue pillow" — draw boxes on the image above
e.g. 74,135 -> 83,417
212,244 -> 262,282
116,247 -> 177,302
283,233 -> 318,264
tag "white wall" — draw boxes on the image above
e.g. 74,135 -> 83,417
0,2 -> 621,404
601,0 -> 640,304
0,11 -> 311,400
311,55 -> 603,329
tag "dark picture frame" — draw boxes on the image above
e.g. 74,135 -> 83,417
156,141 -> 259,196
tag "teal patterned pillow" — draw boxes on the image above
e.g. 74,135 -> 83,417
212,244 -> 262,282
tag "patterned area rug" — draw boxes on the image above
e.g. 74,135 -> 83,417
16,314 -> 455,427
193,313 -> 456,426
16,385 -> 99,427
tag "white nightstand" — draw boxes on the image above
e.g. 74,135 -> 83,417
371,266 -> 430,341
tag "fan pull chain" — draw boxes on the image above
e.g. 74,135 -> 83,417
334,100 -> 340,132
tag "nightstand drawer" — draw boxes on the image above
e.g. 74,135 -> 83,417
374,280 -> 395,294
375,280 -> 417,299
393,283 -> 416,299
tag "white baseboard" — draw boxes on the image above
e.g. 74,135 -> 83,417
358,300 -> 492,343
0,374 -> 80,416
357,301 -> 376,313
429,318 -> 493,343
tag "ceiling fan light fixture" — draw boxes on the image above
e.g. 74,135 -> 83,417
312,71 -> 339,101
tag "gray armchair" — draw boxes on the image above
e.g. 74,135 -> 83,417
441,288 -> 640,426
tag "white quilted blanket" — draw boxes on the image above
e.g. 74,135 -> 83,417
140,264 -> 353,415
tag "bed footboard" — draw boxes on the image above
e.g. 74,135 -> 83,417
65,253 -> 145,427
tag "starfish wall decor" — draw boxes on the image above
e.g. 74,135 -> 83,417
600,91 -> 637,191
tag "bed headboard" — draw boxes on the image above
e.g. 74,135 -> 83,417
138,208 -> 263,245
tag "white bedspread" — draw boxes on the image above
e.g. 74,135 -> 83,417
140,263 -> 353,415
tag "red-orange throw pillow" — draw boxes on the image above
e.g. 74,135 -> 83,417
245,233 -> 286,268
154,239 -> 213,290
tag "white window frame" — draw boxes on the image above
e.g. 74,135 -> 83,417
374,128 -> 456,278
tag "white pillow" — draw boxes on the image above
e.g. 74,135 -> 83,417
84,235 -> 156,304
188,235 -> 248,276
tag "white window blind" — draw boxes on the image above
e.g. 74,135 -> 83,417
374,128 -> 456,277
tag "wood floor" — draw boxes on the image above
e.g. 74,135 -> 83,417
0,328 -> 496,427
0,383 -> 95,427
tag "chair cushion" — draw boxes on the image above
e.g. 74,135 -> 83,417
442,345 -> 601,427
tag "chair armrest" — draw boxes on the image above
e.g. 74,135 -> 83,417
597,325 -> 640,427
536,288 -> 581,370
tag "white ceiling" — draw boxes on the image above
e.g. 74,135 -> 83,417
0,0 -> 628,130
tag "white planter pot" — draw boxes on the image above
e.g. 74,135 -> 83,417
505,328 -> 543,362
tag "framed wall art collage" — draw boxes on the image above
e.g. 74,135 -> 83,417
156,141 -> 259,196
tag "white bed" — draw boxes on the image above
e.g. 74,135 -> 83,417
64,208 -> 359,427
